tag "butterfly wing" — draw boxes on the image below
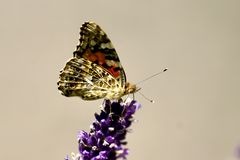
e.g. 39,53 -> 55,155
73,22 -> 126,88
58,57 -> 125,100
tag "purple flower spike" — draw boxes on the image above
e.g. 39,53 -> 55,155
68,98 -> 141,160
65,155 -> 69,160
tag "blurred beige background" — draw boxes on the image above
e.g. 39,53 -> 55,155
0,0 -> 240,160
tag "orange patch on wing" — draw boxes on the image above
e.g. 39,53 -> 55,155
83,50 -> 106,65
108,67 -> 120,78
82,50 -> 120,78
95,51 -> 106,65
87,54 -> 97,62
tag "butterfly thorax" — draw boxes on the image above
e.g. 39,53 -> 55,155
124,82 -> 139,95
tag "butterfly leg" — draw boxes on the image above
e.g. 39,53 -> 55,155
123,94 -> 130,102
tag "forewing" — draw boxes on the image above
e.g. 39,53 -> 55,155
73,21 -> 126,88
58,57 -> 121,100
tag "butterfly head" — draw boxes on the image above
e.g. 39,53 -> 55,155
124,82 -> 141,95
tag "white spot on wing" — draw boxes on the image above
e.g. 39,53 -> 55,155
101,42 -> 113,49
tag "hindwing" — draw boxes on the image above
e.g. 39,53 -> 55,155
58,57 -> 124,100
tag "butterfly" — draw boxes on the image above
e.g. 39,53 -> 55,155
57,21 -> 139,100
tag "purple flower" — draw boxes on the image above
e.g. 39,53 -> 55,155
67,98 -> 141,160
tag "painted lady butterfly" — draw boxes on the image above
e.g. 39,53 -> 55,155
57,22 -> 139,100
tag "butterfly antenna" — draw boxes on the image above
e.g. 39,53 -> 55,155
136,68 -> 168,85
138,91 -> 155,103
